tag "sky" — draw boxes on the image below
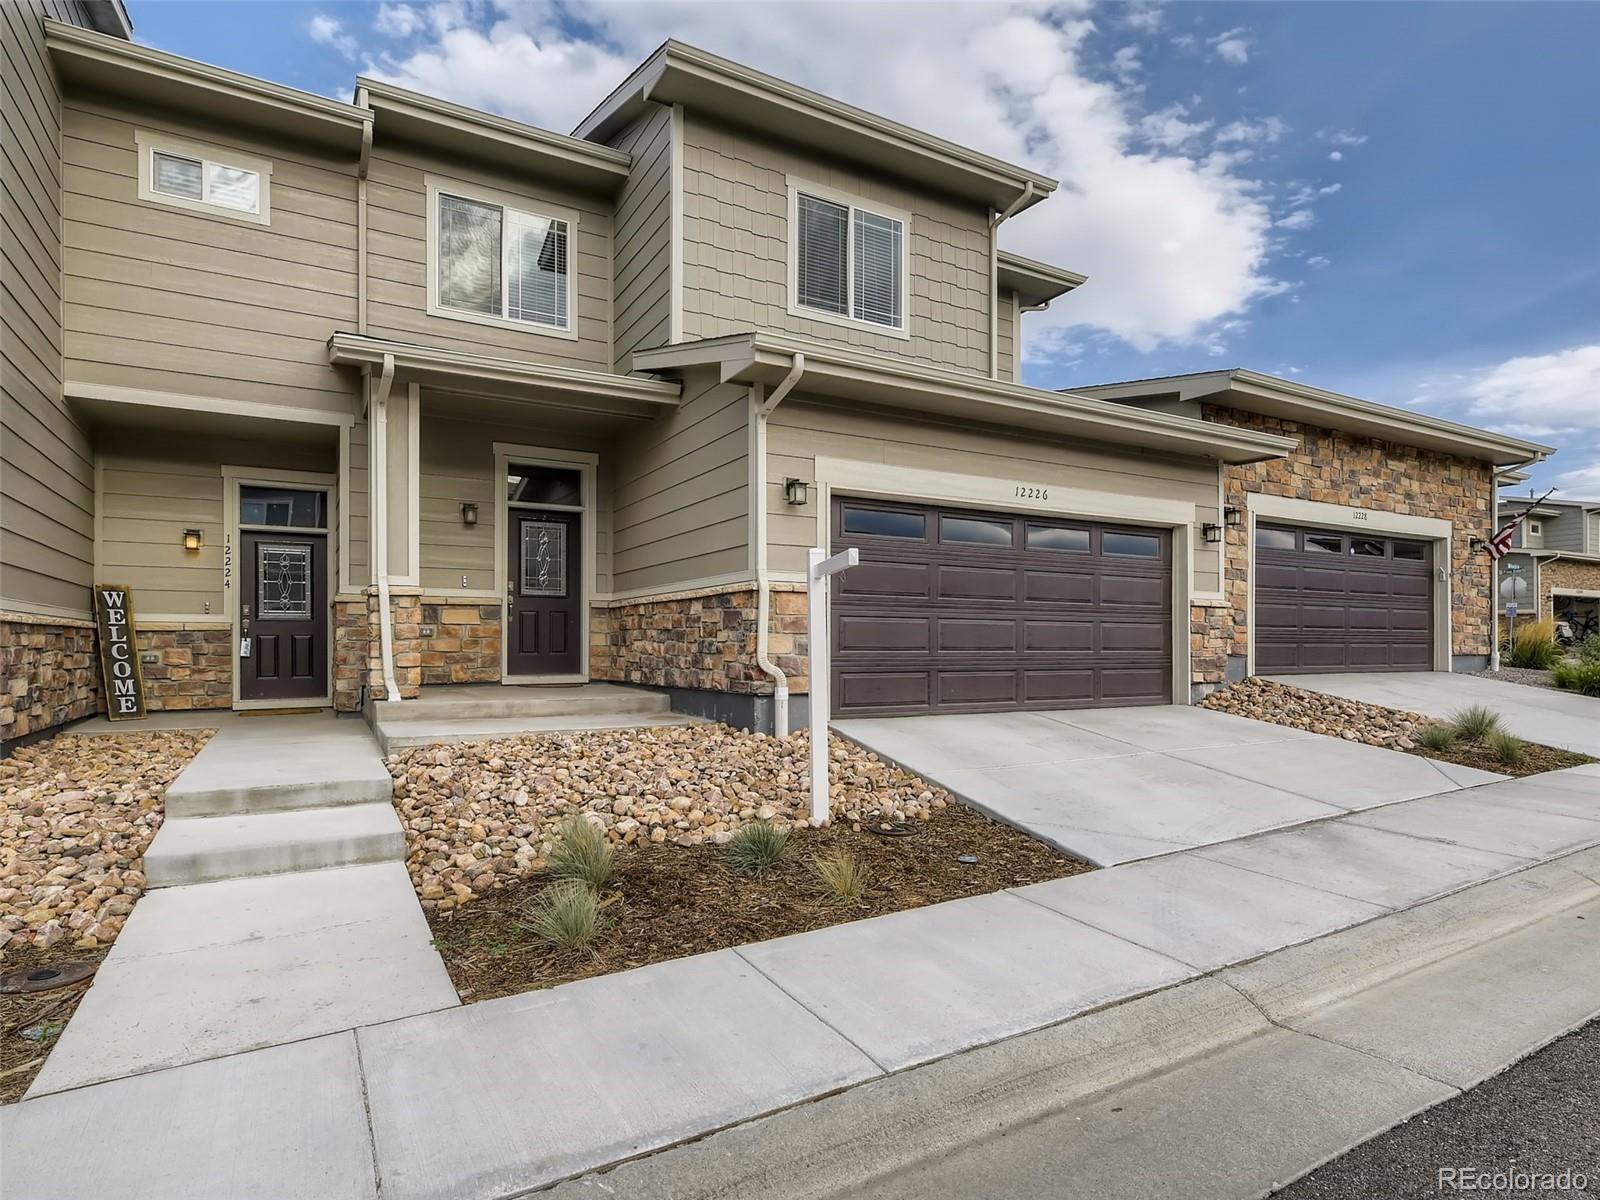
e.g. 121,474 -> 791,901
128,0 -> 1600,496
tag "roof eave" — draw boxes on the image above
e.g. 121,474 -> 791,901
996,251 -> 1088,307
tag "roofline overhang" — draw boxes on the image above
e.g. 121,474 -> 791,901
1072,368 -> 1555,468
574,41 -> 1056,214
996,250 -> 1087,308
45,21 -> 371,153
328,333 -> 682,421
357,78 -> 631,194
83,0 -> 133,39
634,333 -> 1295,466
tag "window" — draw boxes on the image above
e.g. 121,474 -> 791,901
790,182 -> 907,333
1392,541 -> 1427,561
1027,524 -> 1091,552
941,515 -> 1013,546
1102,531 -> 1161,558
842,506 -> 924,539
429,181 -> 575,335
136,131 -> 271,223
1305,532 -> 1344,554
240,487 -> 325,529
507,466 -> 582,507
1529,521 -> 1542,536
1350,538 -> 1386,557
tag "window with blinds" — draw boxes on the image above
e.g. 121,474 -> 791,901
434,189 -> 572,333
793,189 -> 905,331
138,132 -> 270,222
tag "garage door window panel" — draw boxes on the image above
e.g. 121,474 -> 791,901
1305,533 -> 1344,554
940,515 -> 1015,546
1102,531 -> 1163,558
1027,524 -> 1091,552
841,506 -> 925,540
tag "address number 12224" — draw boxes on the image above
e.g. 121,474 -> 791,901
1014,485 -> 1050,500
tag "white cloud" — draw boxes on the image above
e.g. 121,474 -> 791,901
308,13 -> 357,58
1208,27 -> 1252,65
374,4 -> 425,38
1306,254 -> 1330,267
1462,345 -> 1600,432
1328,150 -> 1343,162
1318,128 -> 1368,147
1276,208 -> 1314,231
1319,182 -> 1342,196
359,1 -> 1286,354
1122,2 -> 1164,34
1111,44 -> 1142,81
1215,116 -> 1287,145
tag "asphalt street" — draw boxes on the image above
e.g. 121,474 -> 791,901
1273,1017 -> 1600,1199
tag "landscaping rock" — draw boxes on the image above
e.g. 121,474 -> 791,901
0,730 -> 211,950
1202,677 -> 1428,748
387,725 -> 950,911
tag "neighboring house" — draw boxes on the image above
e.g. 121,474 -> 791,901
1495,495 -> 1600,637
0,18 -> 1554,747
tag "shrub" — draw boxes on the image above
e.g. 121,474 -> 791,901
1448,704 -> 1503,743
523,880 -> 607,952
1486,730 -> 1526,768
1576,633 -> 1600,664
1504,620 -> 1562,670
1415,723 -> 1458,752
1553,660 -> 1600,698
546,815 -> 614,892
810,850 -> 871,904
723,821 -> 791,874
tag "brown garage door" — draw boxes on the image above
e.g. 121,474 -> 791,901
829,497 -> 1172,717
1254,523 -> 1434,674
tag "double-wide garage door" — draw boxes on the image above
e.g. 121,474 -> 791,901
1254,523 -> 1434,673
830,497 -> 1172,717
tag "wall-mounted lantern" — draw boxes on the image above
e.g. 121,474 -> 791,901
784,478 -> 811,506
1223,506 -> 1243,527
461,502 -> 479,527
182,528 -> 204,552
1201,522 -> 1223,545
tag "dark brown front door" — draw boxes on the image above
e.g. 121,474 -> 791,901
830,497 -> 1173,717
1254,523 -> 1434,673
507,510 -> 581,676
240,530 -> 328,701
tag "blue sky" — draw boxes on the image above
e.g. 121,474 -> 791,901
130,1 -> 1600,493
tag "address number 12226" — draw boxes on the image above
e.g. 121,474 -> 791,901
1014,485 -> 1050,500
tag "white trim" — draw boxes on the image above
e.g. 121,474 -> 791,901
1243,493 -> 1453,675
669,103 -> 685,344
811,455 -> 1196,705
387,383 -> 421,587
1551,587 -> 1600,601
423,174 -> 580,340
784,176 -> 912,339
135,129 -> 272,225
338,422 -> 355,595
223,467 -> 337,710
0,599 -> 96,623
493,443 -> 599,683
64,381 -> 353,427
600,570 -> 760,605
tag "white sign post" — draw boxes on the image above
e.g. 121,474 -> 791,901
807,545 -> 859,826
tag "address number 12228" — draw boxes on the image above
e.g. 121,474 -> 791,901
1014,485 -> 1050,500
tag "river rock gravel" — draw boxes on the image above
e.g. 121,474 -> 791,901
388,725 -> 951,911
1202,677 -> 1428,748
0,730 -> 212,951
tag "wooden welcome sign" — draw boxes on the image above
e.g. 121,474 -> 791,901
94,584 -> 147,720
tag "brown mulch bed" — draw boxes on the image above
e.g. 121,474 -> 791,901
1402,739 -> 1593,779
0,944 -> 108,1105
429,801 -> 1090,1004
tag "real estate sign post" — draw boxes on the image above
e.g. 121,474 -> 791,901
94,584 -> 147,720
807,546 -> 859,826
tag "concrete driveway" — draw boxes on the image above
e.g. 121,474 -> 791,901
1269,671 -> 1600,757
835,706 -> 1503,866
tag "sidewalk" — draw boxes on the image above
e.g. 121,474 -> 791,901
5,764 -> 1599,1199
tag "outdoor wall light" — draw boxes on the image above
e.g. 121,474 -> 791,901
1201,522 -> 1223,545
1223,505 -> 1243,527
784,478 -> 811,506
182,528 -> 203,552
461,502 -> 479,527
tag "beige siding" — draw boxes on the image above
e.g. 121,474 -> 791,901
97,430 -> 337,617
1,1 -> 100,615
611,372 -> 749,595
417,404 -> 615,596
680,113 -> 993,376
766,397 -> 1223,591
364,142 -> 613,371
606,105 -> 673,372
995,288 -> 1016,384
60,98 -> 360,417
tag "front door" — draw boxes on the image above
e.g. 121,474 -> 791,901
507,509 -> 581,676
240,529 -> 328,700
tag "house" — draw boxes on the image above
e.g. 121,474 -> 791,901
0,9 -> 1555,748
1495,493 -> 1600,637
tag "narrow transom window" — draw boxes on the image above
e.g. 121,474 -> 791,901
137,132 -> 270,223
793,187 -> 905,331
433,187 -> 572,333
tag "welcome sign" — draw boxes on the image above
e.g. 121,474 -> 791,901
94,584 -> 147,720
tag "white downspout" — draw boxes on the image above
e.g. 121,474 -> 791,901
988,182 -> 1035,380
370,353 -> 401,704
753,352 -> 805,737
1490,475 -> 1500,673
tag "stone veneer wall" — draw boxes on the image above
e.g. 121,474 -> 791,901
1192,404 -> 1495,689
418,602 -> 501,686
137,625 -> 233,712
1540,559 -> 1600,624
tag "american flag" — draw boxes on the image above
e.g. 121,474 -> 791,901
1485,486 -> 1557,560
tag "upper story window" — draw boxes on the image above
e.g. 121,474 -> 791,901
787,179 -> 909,337
134,131 -> 271,225
1528,520 -> 1542,537
426,178 -> 577,339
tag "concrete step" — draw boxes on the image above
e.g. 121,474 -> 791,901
374,710 -> 704,753
143,803 -> 407,888
373,683 -> 670,722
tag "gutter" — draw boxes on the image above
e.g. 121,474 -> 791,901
369,353 -> 402,704
989,182 -> 1035,380
751,353 -> 805,736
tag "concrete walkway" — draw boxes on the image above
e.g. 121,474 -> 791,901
26,713 -> 457,1097
8,763 -> 1600,1199
836,706 -> 1503,865
1271,670 -> 1600,756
